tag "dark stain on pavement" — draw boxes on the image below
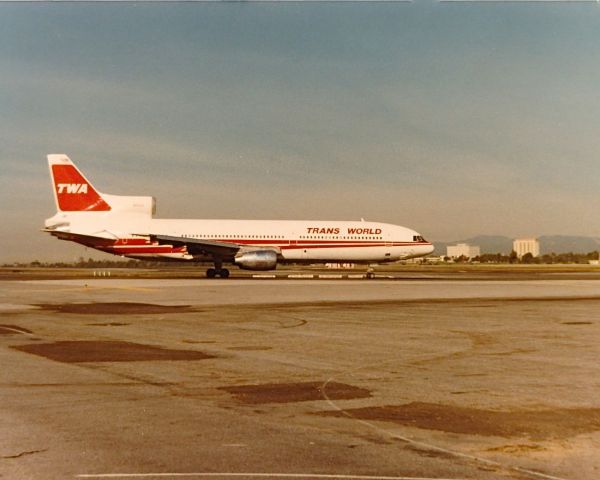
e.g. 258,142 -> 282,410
36,302 -> 192,315
12,340 -> 215,362
221,381 -> 371,404
318,402 -> 600,439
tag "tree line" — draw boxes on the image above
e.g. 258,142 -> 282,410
447,251 -> 600,264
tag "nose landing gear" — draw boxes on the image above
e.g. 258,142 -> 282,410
366,266 -> 375,279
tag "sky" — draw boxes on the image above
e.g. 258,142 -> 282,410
2,2 -> 600,262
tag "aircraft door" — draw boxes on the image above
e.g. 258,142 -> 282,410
384,240 -> 392,259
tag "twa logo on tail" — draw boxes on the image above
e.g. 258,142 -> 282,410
48,154 -> 111,212
57,183 -> 89,194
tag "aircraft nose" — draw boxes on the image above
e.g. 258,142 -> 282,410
414,233 -> 434,255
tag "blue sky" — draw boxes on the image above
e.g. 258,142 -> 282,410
1,2 -> 600,261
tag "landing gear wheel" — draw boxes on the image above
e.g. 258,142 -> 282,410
366,271 -> 375,279
206,267 -> 229,278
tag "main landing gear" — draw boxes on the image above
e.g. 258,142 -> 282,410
206,268 -> 230,278
206,260 -> 230,278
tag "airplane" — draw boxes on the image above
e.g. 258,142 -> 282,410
43,154 -> 434,278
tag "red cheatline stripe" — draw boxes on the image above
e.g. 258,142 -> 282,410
108,238 -> 431,247
112,238 -> 430,245
280,244 -> 423,250
101,244 -> 431,255
86,237 -> 432,254
283,246 -> 354,250
112,245 -> 187,250
101,247 -> 186,254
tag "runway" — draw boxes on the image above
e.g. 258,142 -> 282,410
1,275 -> 599,480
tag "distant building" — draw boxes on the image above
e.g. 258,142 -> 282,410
446,243 -> 480,260
513,238 -> 540,258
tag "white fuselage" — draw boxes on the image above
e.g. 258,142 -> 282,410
46,212 -> 434,264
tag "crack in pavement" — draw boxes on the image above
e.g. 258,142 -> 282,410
1,448 -> 47,459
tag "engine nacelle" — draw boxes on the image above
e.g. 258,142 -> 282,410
103,194 -> 156,217
234,250 -> 278,271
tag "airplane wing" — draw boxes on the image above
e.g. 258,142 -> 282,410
150,234 -> 241,259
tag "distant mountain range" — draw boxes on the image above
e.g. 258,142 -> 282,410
432,235 -> 600,255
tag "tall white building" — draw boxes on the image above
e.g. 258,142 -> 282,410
446,243 -> 480,260
513,238 -> 540,258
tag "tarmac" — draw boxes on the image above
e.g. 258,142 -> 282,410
1,273 -> 600,480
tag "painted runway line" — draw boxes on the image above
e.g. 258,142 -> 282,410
76,473 -> 470,480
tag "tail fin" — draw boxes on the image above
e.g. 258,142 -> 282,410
48,154 -> 111,212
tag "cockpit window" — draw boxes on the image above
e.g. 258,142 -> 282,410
413,235 -> 426,242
